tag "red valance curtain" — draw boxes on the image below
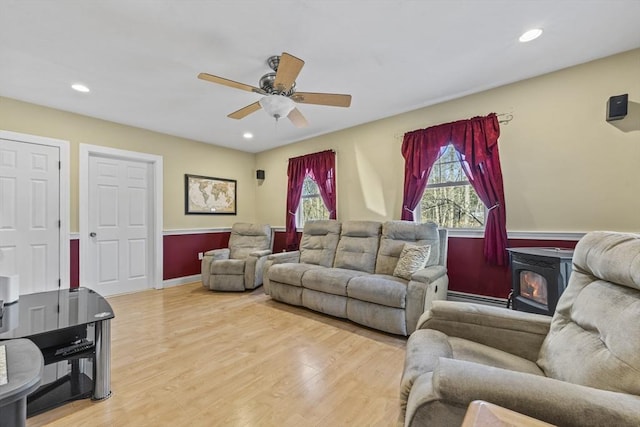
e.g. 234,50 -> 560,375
285,150 -> 337,250
401,113 -> 508,266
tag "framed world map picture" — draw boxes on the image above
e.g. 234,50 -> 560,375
185,174 -> 237,215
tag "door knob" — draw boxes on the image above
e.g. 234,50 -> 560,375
89,232 -> 97,237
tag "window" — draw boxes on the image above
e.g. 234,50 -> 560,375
296,175 -> 329,227
419,144 -> 485,228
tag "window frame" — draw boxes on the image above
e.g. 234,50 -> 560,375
415,144 -> 487,231
295,175 -> 330,228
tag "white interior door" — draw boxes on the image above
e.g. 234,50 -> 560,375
80,144 -> 162,297
0,138 -> 61,294
86,155 -> 152,296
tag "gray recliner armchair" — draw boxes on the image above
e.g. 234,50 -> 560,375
400,231 -> 640,426
201,223 -> 272,292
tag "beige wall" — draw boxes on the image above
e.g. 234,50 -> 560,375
0,97 -> 257,231
2,49 -> 638,234
256,49 -> 640,232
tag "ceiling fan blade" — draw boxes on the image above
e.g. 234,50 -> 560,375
291,92 -> 352,108
198,73 -> 264,94
228,101 -> 262,119
273,52 -> 305,93
287,108 -> 309,128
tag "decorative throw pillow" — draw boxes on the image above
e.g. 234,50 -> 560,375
393,244 -> 432,280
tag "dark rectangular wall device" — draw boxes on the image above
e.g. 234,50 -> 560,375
256,169 -> 265,180
606,93 -> 628,121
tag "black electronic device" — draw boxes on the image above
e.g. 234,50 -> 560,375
256,169 -> 265,180
606,93 -> 628,121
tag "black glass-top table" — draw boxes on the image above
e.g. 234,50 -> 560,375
0,287 -> 114,416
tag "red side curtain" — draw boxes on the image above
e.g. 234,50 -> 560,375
401,113 -> 508,266
285,150 -> 336,250
285,158 -> 307,250
309,158 -> 337,219
401,127 -> 449,220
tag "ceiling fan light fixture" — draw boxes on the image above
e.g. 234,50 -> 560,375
259,94 -> 295,120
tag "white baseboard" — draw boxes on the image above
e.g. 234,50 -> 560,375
447,291 -> 508,308
163,274 -> 201,288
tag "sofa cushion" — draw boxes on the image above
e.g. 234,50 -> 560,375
348,274 -> 408,308
333,221 -> 382,273
449,337 -> 545,376
210,259 -> 245,275
302,267 -> 368,296
269,263 -> 324,287
228,223 -> 271,259
375,221 -> 440,275
269,282 -> 303,306
299,220 -> 341,267
537,231 -> 640,395
347,298 -> 407,335
303,289 -> 347,318
393,244 -> 432,280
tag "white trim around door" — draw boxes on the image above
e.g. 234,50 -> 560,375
79,144 -> 163,293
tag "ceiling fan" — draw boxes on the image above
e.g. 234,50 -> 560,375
198,52 -> 352,128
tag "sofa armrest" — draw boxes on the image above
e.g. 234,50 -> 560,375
406,358 -> 640,427
410,265 -> 447,284
416,301 -> 551,362
204,248 -> 230,260
267,250 -> 301,263
405,270 -> 449,335
201,248 -> 231,289
244,250 -> 272,290
250,249 -> 272,258
263,251 -> 301,295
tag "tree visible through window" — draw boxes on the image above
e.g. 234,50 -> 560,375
297,175 -> 329,227
419,144 -> 485,228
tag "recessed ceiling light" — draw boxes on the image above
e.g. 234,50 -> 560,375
243,132 -> 253,139
519,28 -> 543,43
71,83 -> 90,93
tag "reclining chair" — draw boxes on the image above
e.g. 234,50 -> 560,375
400,231 -> 640,426
201,223 -> 272,292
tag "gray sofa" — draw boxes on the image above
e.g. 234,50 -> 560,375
400,230 -> 640,427
263,220 -> 448,336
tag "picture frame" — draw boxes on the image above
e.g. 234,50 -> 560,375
184,174 -> 237,215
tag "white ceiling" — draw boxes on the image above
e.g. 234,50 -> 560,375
1,1 -> 639,153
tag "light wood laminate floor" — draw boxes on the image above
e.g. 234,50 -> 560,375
27,282 -> 407,426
